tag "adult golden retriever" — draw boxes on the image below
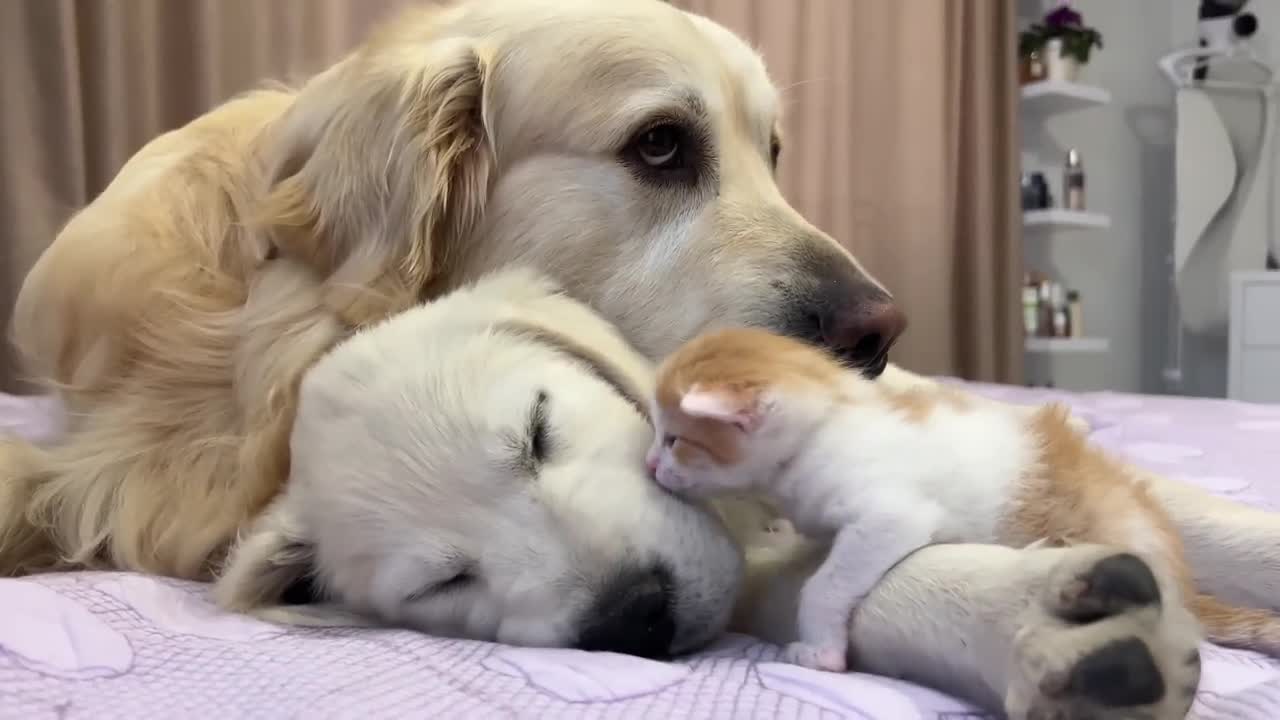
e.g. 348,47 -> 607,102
3,0 -> 904,578
8,0 -> 1272,716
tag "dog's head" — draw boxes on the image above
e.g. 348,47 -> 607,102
215,268 -> 743,657
257,0 -> 906,375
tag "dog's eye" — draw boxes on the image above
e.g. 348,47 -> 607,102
626,122 -> 701,181
434,570 -> 475,593
406,569 -> 477,602
528,390 -> 552,464
635,125 -> 682,167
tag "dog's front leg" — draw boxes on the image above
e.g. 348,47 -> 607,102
734,535 -> 1202,719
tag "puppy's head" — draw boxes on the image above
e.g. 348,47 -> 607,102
257,0 -> 906,373
216,268 -> 743,657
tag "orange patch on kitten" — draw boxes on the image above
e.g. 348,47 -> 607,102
653,326 -> 1280,656
654,327 -> 845,464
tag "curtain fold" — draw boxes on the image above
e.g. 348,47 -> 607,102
0,0 -> 413,392
1,0 -> 1021,391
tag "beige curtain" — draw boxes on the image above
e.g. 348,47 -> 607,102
676,0 -> 1023,383
0,0 -> 415,393
1,0 -> 1021,392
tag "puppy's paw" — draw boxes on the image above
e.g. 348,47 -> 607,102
783,641 -> 848,672
1064,413 -> 1090,435
764,517 -> 794,535
1005,546 -> 1202,720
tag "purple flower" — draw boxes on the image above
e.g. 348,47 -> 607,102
1045,5 -> 1083,28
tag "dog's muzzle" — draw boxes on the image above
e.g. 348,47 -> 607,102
781,243 -> 908,377
575,564 -> 676,659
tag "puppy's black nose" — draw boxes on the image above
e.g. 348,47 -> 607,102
818,294 -> 907,375
575,565 -> 675,659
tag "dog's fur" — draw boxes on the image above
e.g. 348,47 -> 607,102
1,0 -> 1276,716
4,0 -> 896,579
214,266 -> 745,657
220,266 -> 1201,719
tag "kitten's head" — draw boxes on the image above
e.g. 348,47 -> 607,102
646,327 -> 848,496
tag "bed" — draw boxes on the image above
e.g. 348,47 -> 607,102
2,383 -> 1279,719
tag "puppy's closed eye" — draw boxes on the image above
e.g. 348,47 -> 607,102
405,567 -> 477,603
504,390 -> 556,475
529,390 -> 552,464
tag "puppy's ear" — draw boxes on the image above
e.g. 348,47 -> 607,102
213,504 -> 374,628
213,500 -> 317,612
680,383 -> 768,433
255,36 -> 494,327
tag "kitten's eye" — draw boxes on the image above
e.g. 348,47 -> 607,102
663,433 -> 677,448
769,136 -> 781,170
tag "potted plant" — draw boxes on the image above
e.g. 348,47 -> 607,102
1018,3 -> 1104,83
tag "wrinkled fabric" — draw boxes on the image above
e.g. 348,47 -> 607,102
3,383 -> 1279,719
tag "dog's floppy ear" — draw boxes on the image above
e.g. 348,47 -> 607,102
213,499 -> 317,612
213,501 -> 375,627
255,33 -> 494,327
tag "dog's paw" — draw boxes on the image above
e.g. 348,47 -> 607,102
1006,547 -> 1202,720
764,517 -> 794,535
783,641 -> 848,672
1064,413 -> 1090,435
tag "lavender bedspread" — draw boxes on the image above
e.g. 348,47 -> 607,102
2,384 -> 1279,719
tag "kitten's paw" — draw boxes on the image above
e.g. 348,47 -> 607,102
1005,546 -> 1202,720
783,641 -> 848,672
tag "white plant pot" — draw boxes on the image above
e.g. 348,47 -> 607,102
1045,38 -> 1081,82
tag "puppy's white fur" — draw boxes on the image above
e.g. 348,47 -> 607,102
218,266 -> 743,654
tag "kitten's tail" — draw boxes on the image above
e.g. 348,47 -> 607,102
1192,593 -> 1280,656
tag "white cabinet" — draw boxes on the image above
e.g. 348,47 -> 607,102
1229,272 -> 1280,403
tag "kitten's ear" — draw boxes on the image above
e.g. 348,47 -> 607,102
680,384 -> 766,433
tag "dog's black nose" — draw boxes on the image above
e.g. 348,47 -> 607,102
817,294 -> 907,375
783,242 -> 908,377
575,565 -> 675,659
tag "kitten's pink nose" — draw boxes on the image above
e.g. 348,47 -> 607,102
645,453 -> 659,475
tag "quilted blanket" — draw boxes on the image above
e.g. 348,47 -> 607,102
2,383 -> 1279,719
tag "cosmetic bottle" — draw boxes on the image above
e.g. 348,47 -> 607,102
1064,149 -> 1085,210
1051,284 -> 1069,337
1067,290 -> 1083,337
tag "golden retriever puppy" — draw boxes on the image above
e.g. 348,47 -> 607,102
213,265 -> 746,658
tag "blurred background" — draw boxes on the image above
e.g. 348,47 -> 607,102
0,0 -> 1022,393
3,1 -> 1277,403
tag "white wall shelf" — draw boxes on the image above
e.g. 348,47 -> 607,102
1023,208 -> 1111,230
1025,337 -> 1110,354
1019,73 -> 1113,382
1020,81 -> 1111,115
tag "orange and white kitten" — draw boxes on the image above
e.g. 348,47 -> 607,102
646,326 -> 1280,673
